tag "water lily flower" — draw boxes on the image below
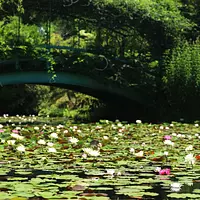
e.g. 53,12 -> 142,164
106,169 -> 115,176
16,144 -> 26,152
37,139 -> 46,145
0,129 -> 4,133
154,167 -> 162,173
82,153 -> 87,159
7,140 -> 16,145
10,133 -> 24,140
129,148 -> 135,153
68,137 -> 79,144
170,182 -> 182,192
136,120 -> 142,124
0,124 -> 3,128
63,130 -> 69,134
117,123 -> 123,127
34,126 -> 40,130
50,132 -> 58,139
164,135 -> 171,140
159,168 -> 170,175
12,129 -> 19,134
164,151 -> 168,156
47,142 -> 54,147
185,145 -> 193,151
195,124 -> 199,127
1,139 -> 5,143
103,136 -> 109,140
181,134 -> 186,138
83,148 -> 100,157
185,153 -> 195,165
164,140 -> 174,146
48,147 -> 57,153
135,151 -> 144,157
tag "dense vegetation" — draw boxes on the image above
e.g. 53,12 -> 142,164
0,0 -> 200,121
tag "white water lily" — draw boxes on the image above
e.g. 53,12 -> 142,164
185,153 -> 195,165
185,145 -> 193,151
103,136 -> 109,140
82,153 -> 87,159
7,140 -> 16,145
136,120 -> 142,124
135,151 -> 144,157
50,132 -> 58,139
177,134 -> 182,138
57,124 -> 64,129
154,167 -> 161,172
68,137 -> 79,144
129,148 -> 135,153
47,142 -> 54,147
106,169 -> 115,176
164,151 -> 168,156
38,139 -> 46,145
10,133 -> 24,140
164,140 -> 174,146
170,182 -> 182,192
48,147 -> 57,153
34,126 -> 39,130
83,148 -> 100,157
16,144 -> 25,152
63,130 -> 69,134
117,123 -> 123,127
1,139 -> 5,143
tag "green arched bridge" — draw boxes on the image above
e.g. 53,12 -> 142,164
0,70 -> 153,106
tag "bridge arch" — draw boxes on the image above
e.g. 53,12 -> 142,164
0,71 -> 151,105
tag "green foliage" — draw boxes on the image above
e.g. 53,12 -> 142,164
162,40 -> 200,119
92,0 -> 193,31
35,85 -> 101,121
0,16 -> 44,59
164,40 -> 200,88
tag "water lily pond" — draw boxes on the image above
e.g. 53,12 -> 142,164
1,116 -> 200,199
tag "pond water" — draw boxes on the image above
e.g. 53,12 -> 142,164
0,116 -> 200,199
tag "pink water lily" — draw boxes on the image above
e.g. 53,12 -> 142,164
164,135 -> 171,140
12,129 -> 19,134
0,129 -> 4,132
159,168 -> 170,175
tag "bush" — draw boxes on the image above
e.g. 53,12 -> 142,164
163,39 -> 200,119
